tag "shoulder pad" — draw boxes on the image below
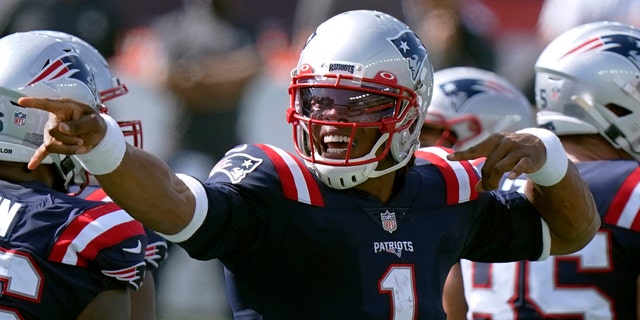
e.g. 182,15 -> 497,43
604,166 -> 640,231
212,144 -> 324,207
415,146 -> 480,204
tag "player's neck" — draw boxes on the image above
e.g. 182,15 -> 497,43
354,171 -> 398,203
0,161 -> 57,188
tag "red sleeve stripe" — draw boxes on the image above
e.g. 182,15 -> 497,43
604,167 -> 640,231
257,144 -> 324,207
49,202 -> 144,266
415,147 -> 479,205
84,188 -> 109,201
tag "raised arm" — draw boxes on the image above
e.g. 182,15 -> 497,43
448,128 -> 599,255
20,97 -> 196,235
97,144 -> 196,234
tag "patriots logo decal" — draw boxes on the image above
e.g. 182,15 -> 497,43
563,34 -> 640,70
145,241 -> 169,269
28,53 -> 97,94
389,31 -> 427,81
439,79 -> 517,112
211,153 -> 263,184
102,262 -> 146,290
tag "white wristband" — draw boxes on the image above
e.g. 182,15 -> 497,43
516,128 -> 568,187
73,114 -> 126,175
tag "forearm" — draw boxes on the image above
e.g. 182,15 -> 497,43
526,161 -> 600,255
95,144 -> 196,235
442,262 -> 468,320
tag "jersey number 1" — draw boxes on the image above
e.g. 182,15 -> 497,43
379,264 -> 417,320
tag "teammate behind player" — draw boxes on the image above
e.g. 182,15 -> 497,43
421,66 -> 536,320
421,66 -> 535,150
21,10 -> 599,319
31,30 -> 169,320
0,31 -> 147,319
461,21 -> 640,319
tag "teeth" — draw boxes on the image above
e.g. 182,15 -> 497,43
327,147 -> 348,153
324,135 -> 350,143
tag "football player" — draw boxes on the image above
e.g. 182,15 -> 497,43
420,66 -> 536,320
33,30 -> 169,320
461,21 -> 640,319
420,66 -> 535,150
21,10 -> 599,319
0,32 -> 147,319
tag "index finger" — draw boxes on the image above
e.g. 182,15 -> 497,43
18,97 -> 71,113
27,144 -> 50,170
446,140 -> 491,161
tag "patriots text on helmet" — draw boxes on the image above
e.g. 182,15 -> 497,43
328,63 -> 355,74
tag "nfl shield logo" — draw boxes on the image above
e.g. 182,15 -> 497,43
13,112 -> 26,127
380,210 -> 397,233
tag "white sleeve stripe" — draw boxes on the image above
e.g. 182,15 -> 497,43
157,174 -> 208,243
616,183 -> 640,228
453,162 -> 473,202
61,210 -> 135,265
427,147 -> 473,202
536,218 -> 551,261
269,145 -> 312,204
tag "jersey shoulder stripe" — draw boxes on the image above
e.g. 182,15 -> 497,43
82,187 -> 109,201
415,146 -> 479,204
78,186 -> 168,270
604,167 -> 640,231
257,144 -> 324,207
49,202 -> 145,266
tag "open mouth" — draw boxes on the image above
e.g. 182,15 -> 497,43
321,134 -> 353,158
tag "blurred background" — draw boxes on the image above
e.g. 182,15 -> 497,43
2,0 -> 638,318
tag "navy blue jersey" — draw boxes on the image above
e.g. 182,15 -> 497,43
78,185 -> 169,270
174,144 -> 547,319
0,180 -> 147,319
462,160 -> 640,319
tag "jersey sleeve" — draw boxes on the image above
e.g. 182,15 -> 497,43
77,185 -> 170,270
175,144 -> 320,261
463,191 -> 546,262
415,146 -> 547,262
48,202 -> 148,290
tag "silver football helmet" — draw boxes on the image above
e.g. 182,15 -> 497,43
535,21 -> 640,160
287,10 -> 433,189
425,66 -> 534,150
0,31 -> 100,189
33,30 -> 142,149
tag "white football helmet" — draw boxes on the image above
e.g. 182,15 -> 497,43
287,10 -> 433,189
33,30 -> 143,149
425,66 -> 535,150
0,31 -> 100,190
535,21 -> 640,160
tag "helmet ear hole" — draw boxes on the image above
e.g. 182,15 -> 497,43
605,103 -> 632,117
